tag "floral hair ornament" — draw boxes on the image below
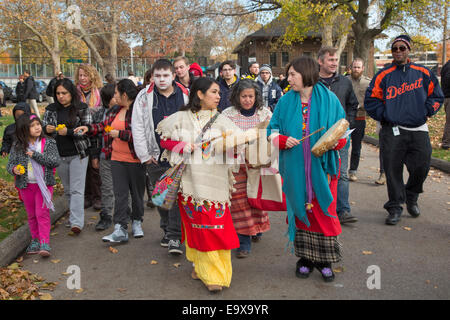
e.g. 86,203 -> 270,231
30,114 -> 38,120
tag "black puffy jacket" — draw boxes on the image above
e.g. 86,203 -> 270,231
319,73 -> 358,126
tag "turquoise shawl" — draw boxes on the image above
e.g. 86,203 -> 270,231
267,82 -> 346,242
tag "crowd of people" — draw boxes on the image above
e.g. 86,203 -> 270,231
1,34 -> 445,293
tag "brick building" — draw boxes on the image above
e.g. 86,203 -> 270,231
233,19 -> 376,77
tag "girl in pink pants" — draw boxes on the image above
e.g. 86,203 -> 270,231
7,114 -> 60,257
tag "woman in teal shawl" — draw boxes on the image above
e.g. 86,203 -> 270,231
267,57 -> 347,282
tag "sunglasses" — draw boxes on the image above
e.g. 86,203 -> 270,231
392,46 -> 407,52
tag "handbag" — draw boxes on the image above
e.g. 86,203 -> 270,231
151,160 -> 186,210
151,112 -> 220,210
247,167 -> 287,211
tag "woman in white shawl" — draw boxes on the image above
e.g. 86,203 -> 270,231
156,77 -> 242,292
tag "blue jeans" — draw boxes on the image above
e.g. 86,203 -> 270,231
237,234 -> 252,252
337,141 -> 350,215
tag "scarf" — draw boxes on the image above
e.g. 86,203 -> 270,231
77,84 -> 101,108
267,82 -> 346,243
28,138 -> 54,211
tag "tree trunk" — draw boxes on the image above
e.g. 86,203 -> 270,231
50,9 -> 61,75
107,5 -> 119,77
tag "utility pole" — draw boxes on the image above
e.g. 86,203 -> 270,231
444,0 -> 448,66
18,28 -> 23,75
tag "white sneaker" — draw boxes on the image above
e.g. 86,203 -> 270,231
131,220 -> 144,238
102,224 -> 128,243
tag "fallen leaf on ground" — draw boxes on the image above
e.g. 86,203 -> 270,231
90,216 -> 98,220
50,232 -> 58,236
68,231 -> 75,236
40,282 -> 58,291
16,257 -> 24,263
117,288 -> 127,292
173,263 -> 181,268
333,266 -> 345,273
362,251 -> 373,255
109,247 -> 118,254
75,288 -> 84,294
61,272 -> 71,276
403,227 -> 412,231
7,263 -> 20,270
150,260 -> 158,265
39,293 -> 53,300
51,259 -> 61,264
33,259 -> 39,264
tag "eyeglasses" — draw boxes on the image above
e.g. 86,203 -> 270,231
392,46 -> 407,52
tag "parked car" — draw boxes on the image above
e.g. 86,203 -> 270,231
0,81 -> 13,101
34,80 -> 48,102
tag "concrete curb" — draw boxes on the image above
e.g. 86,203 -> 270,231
0,196 -> 68,267
363,135 -> 450,174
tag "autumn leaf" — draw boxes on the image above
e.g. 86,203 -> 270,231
362,251 -> 373,255
403,227 -> 412,231
51,259 -> 61,264
75,288 -> 84,294
150,260 -> 158,265
333,266 -> 345,273
173,263 -> 181,268
109,247 -> 118,254
39,293 -> 53,300
7,262 -> 20,270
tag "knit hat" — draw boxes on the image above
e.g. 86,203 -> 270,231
189,63 -> 203,77
391,35 -> 412,50
259,64 -> 272,75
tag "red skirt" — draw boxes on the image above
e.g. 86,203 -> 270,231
293,175 -> 342,237
178,194 -> 240,252
230,165 -> 271,236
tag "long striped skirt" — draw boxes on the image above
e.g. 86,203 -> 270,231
229,165 -> 271,236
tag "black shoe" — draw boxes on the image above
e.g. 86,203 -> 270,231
385,211 -> 401,225
168,239 -> 183,255
406,203 -> 420,218
314,262 -> 335,282
296,258 -> 314,279
95,214 -> 112,231
160,234 -> 170,247
338,211 -> 358,224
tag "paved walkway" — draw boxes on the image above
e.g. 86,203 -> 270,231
16,142 -> 450,300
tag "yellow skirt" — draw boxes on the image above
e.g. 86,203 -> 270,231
184,226 -> 233,287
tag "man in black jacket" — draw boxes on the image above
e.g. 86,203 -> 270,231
441,59 -> 450,150
15,75 -> 26,103
23,70 -> 40,116
318,46 -> 359,225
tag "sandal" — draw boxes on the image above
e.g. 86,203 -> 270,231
295,258 -> 314,279
206,284 -> 223,292
191,268 -> 200,280
315,262 -> 335,282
